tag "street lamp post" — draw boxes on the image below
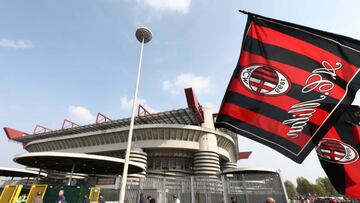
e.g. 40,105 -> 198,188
118,27 -> 152,203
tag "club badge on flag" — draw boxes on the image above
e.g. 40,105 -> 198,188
316,105 -> 360,198
216,12 -> 360,163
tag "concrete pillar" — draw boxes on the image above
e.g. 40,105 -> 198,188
194,107 -> 221,175
127,147 -> 148,179
220,162 -> 237,172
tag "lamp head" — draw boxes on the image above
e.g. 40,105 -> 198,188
136,27 -> 152,43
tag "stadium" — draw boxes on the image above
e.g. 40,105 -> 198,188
2,88 -> 288,203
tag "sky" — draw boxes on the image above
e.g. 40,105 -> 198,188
1,0 -> 360,185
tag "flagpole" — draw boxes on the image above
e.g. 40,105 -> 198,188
238,10 -> 249,15
119,27 -> 152,203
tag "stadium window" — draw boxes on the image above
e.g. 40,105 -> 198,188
148,159 -> 154,169
162,160 -> 169,170
155,160 -> 161,169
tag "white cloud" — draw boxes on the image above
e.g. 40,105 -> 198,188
0,39 -> 33,49
68,106 -> 95,124
120,96 -> 157,113
162,73 -> 211,94
137,0 -> 191,14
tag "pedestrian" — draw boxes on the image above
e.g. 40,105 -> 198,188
150,198 -> 156,203
329,199 -> 336,203
139,193 -> 146,203
56,190 -> 66,203
82,195 -> 90,203
16,194 -> 27,203
146,195 -> 152,202
99,193 -> 106,203
289,197 -> 296,203
31,192 -> 43,203
306,193 -> 314,203
230,196 -> 237,203
173,195 -> 180,203
265,197 -> 276,203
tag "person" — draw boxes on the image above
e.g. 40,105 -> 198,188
289,197 -> 296,203
139,193 -> 146,203
150,198 -> 156,203
230,196 -> 237,203
305,193 -> 314,203
99,194 -> 105,203
32,192 -> 43,203
265,197 -> 276,203
56,190 -> 66,203
16,194 -> 27,203
173,195 -> 180,203
82,195 -> 90,203
329,198 -> 336,203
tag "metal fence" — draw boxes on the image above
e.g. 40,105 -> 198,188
0,171 -> 287,203
99,173 -> 287,203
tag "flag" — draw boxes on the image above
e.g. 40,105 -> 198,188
316,105 -> 360,198
216,12 -> 360,163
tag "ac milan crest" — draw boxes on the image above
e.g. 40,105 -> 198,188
239,64 -> 290,96
316,138 -> 359,164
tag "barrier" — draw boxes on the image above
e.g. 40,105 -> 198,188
0,184 -> 23,203
89,187 -> 100,202
25,184 -> 47,203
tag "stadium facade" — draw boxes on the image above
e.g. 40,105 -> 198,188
4,88 -> 239,179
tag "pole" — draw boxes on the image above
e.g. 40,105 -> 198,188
67,163 -> 75,186
190,176 -> 195,203
278,169 -> 289,202
221,175 -> 229,203
36,168 -> 42,184
119,38 -> 145,203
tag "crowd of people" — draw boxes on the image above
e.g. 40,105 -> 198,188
14,189 -> 184,203
15,189 -> 106,203
139,193 -> 181,203
289,193 -> 359,203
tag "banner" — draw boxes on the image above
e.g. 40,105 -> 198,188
316,105 -> 360,198
216,13 -> 360,163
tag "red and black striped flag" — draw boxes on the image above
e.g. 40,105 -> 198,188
316,105 -> 360,198
216,12 -> 360,163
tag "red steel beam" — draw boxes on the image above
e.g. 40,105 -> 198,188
238,151 -> 252,160
138,104 -> 151,117
61,119 -> 79,130
3,127 -> 28,140
185,88 -> 204,123
96,112 -> 111,124
33,125 -> 52,134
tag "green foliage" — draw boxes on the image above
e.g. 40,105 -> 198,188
316,177 -> 340,196
311,184 -> 326,196
284,180 -> 298,198
287,176 -> 340,197
296,177 -> 313,196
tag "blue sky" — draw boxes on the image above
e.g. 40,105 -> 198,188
1,0 -> 360,184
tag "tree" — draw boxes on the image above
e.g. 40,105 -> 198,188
284,180 -> 298,198
316,177 -> 339,196
296,177 -> 313,196
312,184 -> 326,196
